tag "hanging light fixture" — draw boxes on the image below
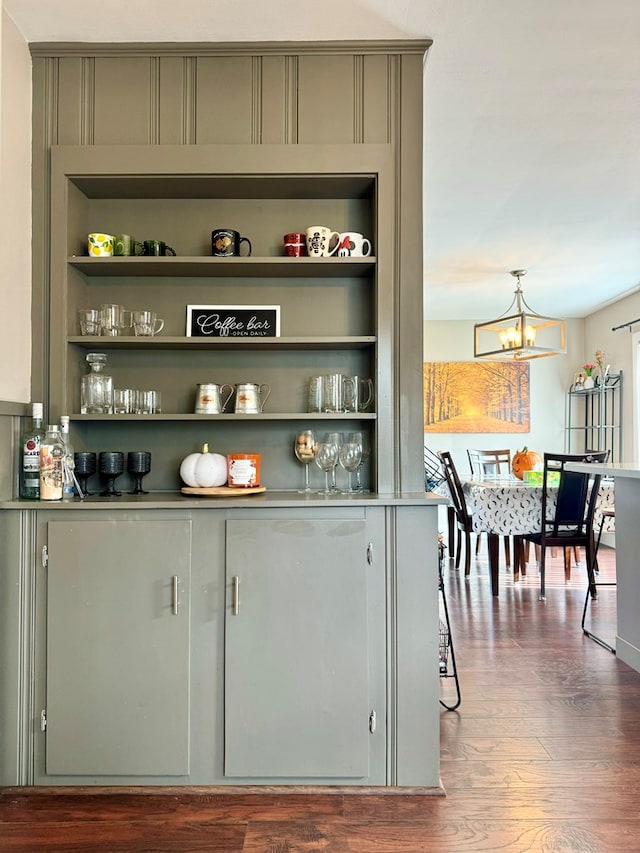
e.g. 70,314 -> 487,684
474,270 -> 567,360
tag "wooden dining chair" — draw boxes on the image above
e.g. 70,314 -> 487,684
467,448 -> 512,568
439,451 -> 475,576
522,451 -> 608,600
467,448 -> 511,479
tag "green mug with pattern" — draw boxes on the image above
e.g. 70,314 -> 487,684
114,234 -> 144,256
87,232 -> 115,257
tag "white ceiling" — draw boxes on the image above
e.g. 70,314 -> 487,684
4,0 -> 640,321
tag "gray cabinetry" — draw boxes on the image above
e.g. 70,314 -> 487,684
1,498 -> 440,788
41,518 -> 192,778
224,517 -> 377,780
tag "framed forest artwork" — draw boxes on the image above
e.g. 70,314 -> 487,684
424,361 -> 530,433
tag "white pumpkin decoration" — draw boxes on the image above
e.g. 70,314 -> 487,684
180,443 -> 228,488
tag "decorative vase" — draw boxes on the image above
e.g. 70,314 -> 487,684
583,375 -> 595,389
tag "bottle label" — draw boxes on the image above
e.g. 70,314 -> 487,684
22,436 -> 42,494
22,437 -> 41,472
40,444 -> 63,500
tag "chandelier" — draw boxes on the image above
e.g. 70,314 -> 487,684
473,270 -> 567,360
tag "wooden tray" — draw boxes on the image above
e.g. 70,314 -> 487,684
181,485 -> 266,497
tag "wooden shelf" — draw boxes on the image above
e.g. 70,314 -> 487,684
68,336 -> 376,350
70,412 -> 377,422
68,256 -> 376,278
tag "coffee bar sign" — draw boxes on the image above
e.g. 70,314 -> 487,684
186,305 -> 281,338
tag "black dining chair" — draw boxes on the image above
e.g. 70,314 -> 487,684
467,448 -> 512,568
559,449 -> 610,582
522,451 -> 608,600
439,451 -> 476,577
581,507 -> 616,652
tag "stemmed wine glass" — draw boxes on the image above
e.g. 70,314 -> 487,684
323,432 -> 343,492
348,431 -> 370,492
294,430 -> 318,493
128,451 -> 152,495
339,441 -> 363,493
314,442 -> 339,494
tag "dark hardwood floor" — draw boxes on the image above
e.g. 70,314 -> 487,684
2,543 -> 637,852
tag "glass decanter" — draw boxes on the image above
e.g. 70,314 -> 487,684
81,352 -> 114,414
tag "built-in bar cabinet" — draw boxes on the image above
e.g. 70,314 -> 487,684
0,41 -> 444,791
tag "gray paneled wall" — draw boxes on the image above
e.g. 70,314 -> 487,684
0,404 -> 28,500
39,49 -> 405,147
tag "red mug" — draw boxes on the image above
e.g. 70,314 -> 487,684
284,232 -> 306,257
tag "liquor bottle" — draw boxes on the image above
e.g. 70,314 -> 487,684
19,402 -> 45,499
39,425 -> 64,501
59,415 -> 75,500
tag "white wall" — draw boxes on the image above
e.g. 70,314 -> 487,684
423,318 -> 586,477
0,6 -> 31,403
584,290 -> 640,463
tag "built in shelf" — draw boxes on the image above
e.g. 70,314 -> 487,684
70,412 -> 377,422
68,336 -> 376,350
68,256 -> 377,278
69,173 -> 377,201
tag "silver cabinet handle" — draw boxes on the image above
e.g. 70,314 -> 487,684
232,576 -> 240,616
172,575 -> 179,615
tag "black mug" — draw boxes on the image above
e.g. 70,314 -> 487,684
211,228 -> 252,257
142,239 -> 176,256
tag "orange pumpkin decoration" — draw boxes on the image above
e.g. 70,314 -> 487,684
512,446 -> 542,480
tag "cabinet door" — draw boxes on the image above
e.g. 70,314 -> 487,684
45,519 -> 191,777
225,518 -> 370,779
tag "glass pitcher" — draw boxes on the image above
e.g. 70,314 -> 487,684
81,352 -> 114,414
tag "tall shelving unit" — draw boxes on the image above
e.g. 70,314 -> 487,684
48,144 -> 396,492
565,372 -> 623,462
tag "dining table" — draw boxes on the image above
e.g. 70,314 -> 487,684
437,475 -> 615,596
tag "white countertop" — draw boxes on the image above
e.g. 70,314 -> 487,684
566,462 -> 640,479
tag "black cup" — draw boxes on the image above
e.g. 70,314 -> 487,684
73,451 -> 97,496
127,451 -> 152,495
98,451 -> 125,496
142,240 -> 176,256
211,228 -> 252,257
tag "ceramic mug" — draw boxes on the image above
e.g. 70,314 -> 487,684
211,228 -> 252,257
283,232 -> 307,257
142,240 -> 177,256
87,233 -> 115,257
114,234 -> 144,256
335,232 -> 372,257
306,225 -> 340,258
